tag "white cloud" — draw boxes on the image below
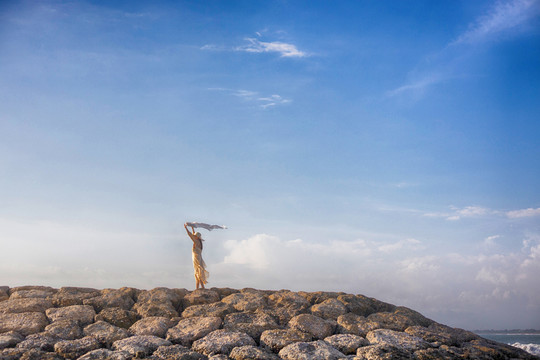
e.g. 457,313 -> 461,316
378,238 -> 422,253
476,267 -> 509,285
506,207 -> 540,218
453,0 -> 540,44
484,235 -> 501,247
208,88 -> 291,109
424,206 -> 494,221
386,74 -> 445,97
236,38 -> 307,58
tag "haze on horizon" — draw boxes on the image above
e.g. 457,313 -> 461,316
1,0 -> 539,331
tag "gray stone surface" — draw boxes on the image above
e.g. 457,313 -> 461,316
221,292 -> 267,312
223,310 -> 280,341
366,329 -> 429,351
324,334 -> 369,355
129,316 -> 174,338
288,314 -> 336,340
0,331 -> 24,349
183,289 -> 220,307
267,291 -> 311,325
310,298 -> 348,320
192,329 -> 256,356
336,313 -> 378,337
95,307 -> 139,329
166,316 -> 222,346
0,287 -> 9,302
229,345 -> 280,360
278,340 -> 346,360
16,332 -> 59,351
45,305 -> 95,325
77,348 -> 132,360
0,298 -> 52,314
182,302 -> 235,318
0,312 -> 49,336
83,320 -> 129,346
150,344 -> 207,360
355,344 -> 414,360
50,287 -> 100,307
112,335 -> 171,357
9,288 -> 56,299
44,320 -> 82,340
260,329 -> 313,353
83,289 -> 135,313
54,336 -> 100,359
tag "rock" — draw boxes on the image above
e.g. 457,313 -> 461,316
355,344 -> 414,360
0,312 -> 49,336
183,289 -> 220,307
208,356 -> 228,360
267,291 -> 310,325
278,340 -> 346,360
129,316 -> 174,338
324,334 -> 369,355
83,321 -> 129,347
0,287 -> 9,302
8,286 -> 55,296
112,335 -> 171,357
45,305 -> 95,325
50,287 -> 100,307
192,329 -> 256,356
0,331 -> 24,349
95,307 -> 139,329
77,348 -> 132,360
137,288 -> 184,309
166,316 -> 222,346
413,347 -> 460,360
311,298 -> 348,320
337,295 -> 374,317
182,302 -> 235,318
0,298 -> 52,314
426,323 -> 479,344
16,332 -> 59,351
229,345 -> 280,360
19,348 -> 64,360
260,329 -> 313,353
404,325 -> 455,346
366,312 -> 416,332
211,287 -> 239,298
366,329 -> 429,351
288,314 -> 335,340
44,320 -> 82,340
83,289 -> 135,312
393,307 -> 433,327
221,292 -> 267,312
223,310 -> 280,341
336,313 -> 378,337
54,336 -> 100,359
298,291 -> 343,305
150,344 -> 207,360
9,288 -> 56,299
0,347 -> 25,360
133,299 -> 179,318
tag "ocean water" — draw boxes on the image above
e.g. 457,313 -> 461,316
477,333 -> 540,356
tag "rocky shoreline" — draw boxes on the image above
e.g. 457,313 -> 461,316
0,286 -> 537,359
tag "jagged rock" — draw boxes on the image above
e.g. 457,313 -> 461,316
95,307 -> 139,329
404,325 -> 455,346
221,292 -> 267,312
208,356 -> 228,360
112,335 -> 171,357
336,313 -> 378,337
54,336 -> 100,359
166,316 -> 222,346
83,321 -> 129,347
44,320 -> 82,340
83,288 -> 135,312
229,345 -> 280,360
0,347 -> 25,360
149,344 -> 207,360
311,298 -> 348,320
324,334 -> 369,355
210,287 -> 239,298
393,307 -> 433,327
278,340 -> 346,360
192,329 -> 256,356
355,344 -> 414,360
8,286 -> 55,296
183,289 -> 220,307
50,287 -> 100,307
182,302 -> 235,318
288,314 -> 335,340
298,291 -> 343,305
133,300 -> 179,318
45,305 -> 95,325
0,331 -> 24,349
260,329 -> 313,353
9,287 -> 56,299
223,310 -> 280,341
0,298 -> 52,314
77,348 -> 132,360
0,287 -> 9,302
0,312 -> 49,336
366,329 -> 429,351
413,347 -> 460,360
129,316 -> 174,338
266,291 -> 310,326
19,348 -> 64,360
16,332 -> 59,351
137,288 -> 184,309
366,312 -> 416,332
427,323 -> 479,344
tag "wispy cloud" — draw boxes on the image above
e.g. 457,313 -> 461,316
386,74 -> 445,97
235,38 -> 307,58
507,207 -> 540,218
208,88 -> 291,109
424,206 -> 495,221
453,0 -> 540,45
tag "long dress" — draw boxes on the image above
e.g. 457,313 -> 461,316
192,238 -> 209,284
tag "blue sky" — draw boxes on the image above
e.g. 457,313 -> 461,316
1,0 -> 540,330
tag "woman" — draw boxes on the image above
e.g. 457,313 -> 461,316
184,223 -> 209,289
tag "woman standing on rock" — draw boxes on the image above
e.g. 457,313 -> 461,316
185,223 -> 209,289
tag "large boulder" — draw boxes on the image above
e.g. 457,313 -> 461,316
150,344 -> 207,360
182,302 -> 235,318
54,336 -> 101,359
221,291 -> 267,312
0,287 -> 9,301
112,335 -> 171,358
83,321 -> 129,347
366,329 -> 429,352
83,288 -> 135,312
16,332 -> 59,351
298,291 -> 343,305
192,329 -> 256,356
50,287 -> 100,307
183,289 -> 220,307
9,287 -> 56,299
278,340 -> 346,360
310,298 -> 348,320
77,348 -> 132,360
336,313 -> 378,337
45,305 -> 95,325
0,298 -> 52,314
259,329 -> 312,353
288,314 -> 335,340
223,310 -> 280,341
266,291 -> 310,325
0,331 -> 24,349
166,316 -> 222,346
0,312 -> 49,336
229,345 -> 280,360
95,307 -> 139,329
324,334 -> 369,355
356,344 -> 415,360
129,316 -> 174,338
44,320 -> 82,340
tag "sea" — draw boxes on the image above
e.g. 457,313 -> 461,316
475,332 -> 540,356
